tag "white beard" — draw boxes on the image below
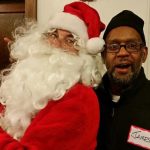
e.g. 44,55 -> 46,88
0,27 -> 104,140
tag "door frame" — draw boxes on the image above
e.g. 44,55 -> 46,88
25,0 -> 37,20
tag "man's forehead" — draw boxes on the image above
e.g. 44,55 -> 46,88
106,26 -> 142,42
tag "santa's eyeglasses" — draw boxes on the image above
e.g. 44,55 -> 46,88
43,29 -> 78,48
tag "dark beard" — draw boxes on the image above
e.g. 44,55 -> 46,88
108,72 -> 134,86
108,61 -> 142,86
107,67 -> 141,94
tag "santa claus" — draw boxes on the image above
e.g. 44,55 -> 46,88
0,1 -> 105,150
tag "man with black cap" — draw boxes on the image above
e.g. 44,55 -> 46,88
95,10 -> 150,150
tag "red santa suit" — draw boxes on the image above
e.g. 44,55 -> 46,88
0,1 -> 106,149
0,83 -> 100,150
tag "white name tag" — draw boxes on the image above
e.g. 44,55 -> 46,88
127,125 -> 150,149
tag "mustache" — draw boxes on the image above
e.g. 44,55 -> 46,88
117,57 -> 131,62
114,57 -> 132,66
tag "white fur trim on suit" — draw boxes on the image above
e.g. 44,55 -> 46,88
49,12 -> 88,41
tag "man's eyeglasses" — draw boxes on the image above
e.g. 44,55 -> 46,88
104,41 -> 145,53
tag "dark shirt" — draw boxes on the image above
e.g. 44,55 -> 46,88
95,67 -> 150,150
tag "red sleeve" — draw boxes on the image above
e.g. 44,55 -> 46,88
0,84 -> 100,150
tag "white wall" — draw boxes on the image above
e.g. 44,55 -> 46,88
37,0 -> 150,79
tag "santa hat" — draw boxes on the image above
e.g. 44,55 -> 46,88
49,1 -> 105,54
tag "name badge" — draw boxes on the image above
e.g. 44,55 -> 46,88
127,125 -> 150,149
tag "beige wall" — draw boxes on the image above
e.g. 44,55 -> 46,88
37,0 -> 150,79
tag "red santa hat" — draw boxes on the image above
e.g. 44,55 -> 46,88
49,1 -> 105,54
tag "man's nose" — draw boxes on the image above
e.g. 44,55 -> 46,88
52,38 -> 65,48
117,45 -> 130,56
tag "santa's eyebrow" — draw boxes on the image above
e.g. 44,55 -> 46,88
66,34 -> 74,38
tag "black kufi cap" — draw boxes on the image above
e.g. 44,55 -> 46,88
103,10 -> 146,45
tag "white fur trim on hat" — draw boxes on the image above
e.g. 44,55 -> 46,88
86,38 -> 105,54
49,12 -> 88,41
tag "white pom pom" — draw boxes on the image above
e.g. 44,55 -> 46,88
86,37 -> 105,54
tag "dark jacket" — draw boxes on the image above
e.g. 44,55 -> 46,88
95,67 -> 150,150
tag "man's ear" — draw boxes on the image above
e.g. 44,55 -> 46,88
141,46 -> 148,63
